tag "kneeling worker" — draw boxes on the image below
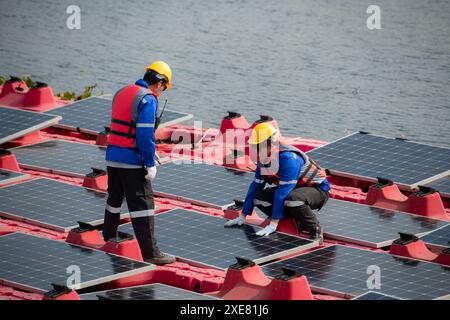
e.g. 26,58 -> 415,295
103,61 -> 176,265
225,123 -> 330,242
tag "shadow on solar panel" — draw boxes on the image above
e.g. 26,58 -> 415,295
153,161 -> 254,209
118,208 -> 317,270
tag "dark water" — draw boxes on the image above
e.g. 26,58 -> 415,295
1,0 -> 449,146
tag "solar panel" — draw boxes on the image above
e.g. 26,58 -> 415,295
0,169 -> 28,186
46,96 -> 193,135
262,245 -> 450,300
0,106 -> 61,144
0,233 -> 154,293
118,208 -> 317,270
153,161 -> 254,209
317,199 -> 446,248
420,224 -> 450,251
12,140 -> 106,178
425,175 -> 450,198
352,291 -> 402,300
80,283 -> 218,300
0,178 -> 129,232
307,132 -> 450,189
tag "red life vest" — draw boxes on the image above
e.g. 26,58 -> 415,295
107,85 -> 158,148
260,144 -> 327,188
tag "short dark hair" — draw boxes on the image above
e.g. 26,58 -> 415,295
143,69 -> 167,86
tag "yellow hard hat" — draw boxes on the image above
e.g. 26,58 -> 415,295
146,61 -> 172,89
248,123 -> 278,145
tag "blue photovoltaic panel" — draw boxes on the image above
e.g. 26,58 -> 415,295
0,106 -> 61,144
262,245 -> 450,300
12,140 -> 106,177
317,199 -> 446,248
307,132 -> 450,188
80,283 -> 218,300
352,291 -> 402,300
0,233 -> 154,293
0,169 -> 28,186
153,161 -> 254,209
420,224 -> 450,250
0,178 -> 129,232
118,208 -> 317,270
46,96 -> 193,135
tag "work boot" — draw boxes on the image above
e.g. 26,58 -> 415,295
145,252 -> 176,265
309,225 -> 323,244
103,211 -> 120,241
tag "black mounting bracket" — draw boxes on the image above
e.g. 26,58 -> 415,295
43,283 -> 73,298
0,148 -> 12,157
224,111 -> 241,119
70,221 -> 99,233
393,232 -> 419,245
86,167 -> 107,178
257,115 -> 273,123
108,231 -> 134,243
229,256 -> 256,270
274,268 -> 302,281
414,185 -> 436,197
374,177 -> 394,188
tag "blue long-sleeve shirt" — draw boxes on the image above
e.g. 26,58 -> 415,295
105,79 -> 157,168
242,151 -> 330,220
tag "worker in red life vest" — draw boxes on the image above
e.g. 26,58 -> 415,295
225,123 -> 330,243
103,61 -> 176,265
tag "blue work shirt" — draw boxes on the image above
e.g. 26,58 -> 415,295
105,79 -> 157,168
242,151 -> 331,220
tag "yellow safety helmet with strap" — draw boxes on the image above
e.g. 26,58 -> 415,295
248,123 -> 279,145
146,61 -> 172,89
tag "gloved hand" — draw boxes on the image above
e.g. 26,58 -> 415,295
145,166 -> 157,181
256,220 -> 278,236
224,214 -> 246,227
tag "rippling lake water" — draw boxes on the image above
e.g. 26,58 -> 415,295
0,0 -> 449,146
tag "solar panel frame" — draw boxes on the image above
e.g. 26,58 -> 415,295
0,178 -> 130,232
317,198 -> 447,248
11,139 -> 106,178
153,160 -> 254,209
80,283 -> 219,300
0,168 -> 29,186
262,245 -> 450,300
420,224 -> 450,251
118,208 -> 318,270
0,233 -> 155,294
0,106 -> 62,145
46,96 -> 193,135
307,132 -> 450,190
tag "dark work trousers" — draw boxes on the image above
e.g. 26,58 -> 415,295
103,166 -> 160,259
253,186 -> 329,232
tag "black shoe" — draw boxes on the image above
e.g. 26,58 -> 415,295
309,226 -> 323,244
145,252 -> 176,265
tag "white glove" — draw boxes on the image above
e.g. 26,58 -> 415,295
145,166 -> 157,181
224,214 -> 246,227
256,220 -> 278,236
